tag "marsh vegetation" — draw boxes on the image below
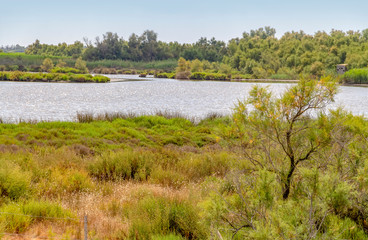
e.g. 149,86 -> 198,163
1,79 -> 368,239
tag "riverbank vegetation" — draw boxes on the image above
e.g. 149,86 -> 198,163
4,27 -> 368,79
0,71 -> 110,83
1,78 -> 368,239
16,28 -> 368,78
341,68 -> 368,84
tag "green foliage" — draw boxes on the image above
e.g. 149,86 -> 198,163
0,71 -> 109,83
155,72 -> 176,79
1,107 -> 368,238
175,57 -> 191,79
0,201 -> 75,233
342,68 -> 368,84
88,150 -> 155,181
190,72 -> 229,81
127,195 -> 207,239
0,161 -> 31,200
74,57 -> 89,73
51,67 -> 82,74
41,58 -> 54,72
233,77 -> 338,199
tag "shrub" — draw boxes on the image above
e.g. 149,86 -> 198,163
0,204 -> 31,233
155,72 -> 176,79
41,58 -> 54,72
75,57 -> 89,73
89,150 -> 154,181
0,161 -> 31,200
21,200 -> 75,221
190,72 -> 229,81
9,71 -> 23,81
0,201 -> 76,233
342,68 -> 368,84
0,71 -> 110,83
190,72 -> 206,80
92,75 -> 110,83
51,67 -> 81,74
127,195 -> 206,239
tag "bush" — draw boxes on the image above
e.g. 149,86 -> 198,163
189,72 -> 229,81
21,200 -> 75,221
0,203 -> 31,233
155,72 -> 176,79
89,150 -> 155,181
342,68 -> 368,84
0,161 -> 31,200
0,71 -> 110,83
51,67 -> 81,74
127,195 -> 207,239
0,201 -> 76,233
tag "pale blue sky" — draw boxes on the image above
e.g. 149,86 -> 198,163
1,0 -> 367,46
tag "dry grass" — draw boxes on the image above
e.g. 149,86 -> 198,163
58,182 -> 194,239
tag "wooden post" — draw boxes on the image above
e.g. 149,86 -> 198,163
84,215 -> 88,240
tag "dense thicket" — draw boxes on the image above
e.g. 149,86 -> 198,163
23,27 -> 368,77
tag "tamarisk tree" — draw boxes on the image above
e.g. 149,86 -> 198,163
233,77 -> 338,199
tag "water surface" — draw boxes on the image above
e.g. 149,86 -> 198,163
0,75 -> 366,122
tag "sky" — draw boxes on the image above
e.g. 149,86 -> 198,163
1,0 -> 368,46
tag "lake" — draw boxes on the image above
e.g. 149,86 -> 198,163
0,75 -> 367,122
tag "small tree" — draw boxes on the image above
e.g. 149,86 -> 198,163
175,57 -> 191,79
233,77 -> 338,199
41,58 -> 54,72
75,57 -> 88,73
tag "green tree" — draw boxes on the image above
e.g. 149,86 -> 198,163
190,59 -> 203,72
41,58 -> 54,72
75,57 -> 88,73
175,57 -> 191,79
233,77 -> 338,199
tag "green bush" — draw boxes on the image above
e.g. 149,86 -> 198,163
0,201 -> 76,233
51,67 -> 81,74
21,200 -> 75,221
190,72 -> 229,81
0,161 -> 31,200
0,203 -> 31,233
0,71 -> 109,83
128,195 -> 206,239
342,68 -> 368,84
155,72 -> 176,79
89,150 -> 155,181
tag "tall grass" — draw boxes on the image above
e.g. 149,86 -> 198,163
342,68 -> 368,84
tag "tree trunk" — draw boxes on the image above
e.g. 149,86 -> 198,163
283,160 -> 296,200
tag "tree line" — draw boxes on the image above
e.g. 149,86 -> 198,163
24,27 -> 368,77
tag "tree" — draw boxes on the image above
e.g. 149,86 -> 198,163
75,57 -> 88,73
233,77 -> 338,199
190,59 -> 203,72
41,58 -> 54,72
175,57 -> 191,79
